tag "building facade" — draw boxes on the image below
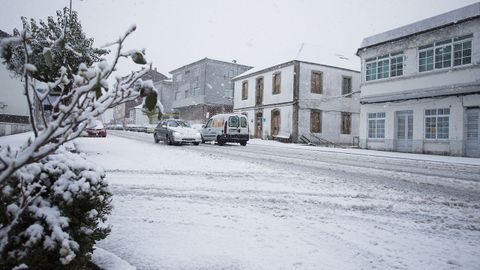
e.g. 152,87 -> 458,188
0,30 -> 31,136
113,68 -> 168,125
357,3 -> 480,157
233,60 -> 360,144
170,58 -> 252,124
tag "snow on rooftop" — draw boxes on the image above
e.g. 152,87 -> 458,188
359,2 -> 480,50
234,43 -> 359,80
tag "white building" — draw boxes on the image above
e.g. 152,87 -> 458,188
357,3 -> 480,157
233,46 -> 360,144
0,58 -> 31,136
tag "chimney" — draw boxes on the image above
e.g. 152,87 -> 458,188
232,60 -> 237,64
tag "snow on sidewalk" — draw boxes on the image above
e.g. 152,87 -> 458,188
247,138 -> 480,166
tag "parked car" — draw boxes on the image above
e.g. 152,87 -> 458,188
201,114 -> 249,146
154,119 -> 201,145
191,124 -> 204,133
86,120 -> 107,137
145,124 -> 157,133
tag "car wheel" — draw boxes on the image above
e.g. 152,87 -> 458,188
167,135 -> 174,145
217,136 -> 225,146
201,135 -> 205,144
154,134 -> 159,143
164,135 -> 170,145
240,141 -> 247,146
193,142 -> 200,146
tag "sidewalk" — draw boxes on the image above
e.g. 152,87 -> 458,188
247,139 -> 480,166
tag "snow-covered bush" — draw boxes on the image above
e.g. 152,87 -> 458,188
0,6 -> 162,269
0,147 -> 111,269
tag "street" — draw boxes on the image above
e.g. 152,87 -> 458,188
76,131 -> 480,270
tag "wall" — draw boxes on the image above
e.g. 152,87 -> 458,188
359,94 -> 480,156
297,62 -> 361,144
172,59 -> 251,123
234,63 -> 295,110
0,64 -> 32,136
358,18 -> 480,100
0,64 -> 29,116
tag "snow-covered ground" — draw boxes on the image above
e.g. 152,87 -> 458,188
70,131 -> 480,270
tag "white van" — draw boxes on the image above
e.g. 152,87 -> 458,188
201,114 -> 249,146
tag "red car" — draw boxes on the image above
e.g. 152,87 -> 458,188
86,120 -> 107,137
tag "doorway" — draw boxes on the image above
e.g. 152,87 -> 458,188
395,110 -> 413,152
271,109 -> 280,137
466,108 -> 480,157
255,112 -> 263,138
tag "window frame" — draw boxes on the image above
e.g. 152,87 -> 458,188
418,34 -> 473,73
311,71 -> 323,94
241,80 -> 248,100
424,108 -> 450,140
341,112 -> 352,135
272,72 -> 281,95
310,109 -> 322,133
341,76 -> 352,96
365,52 -> 404,82
368,112 -> 386,139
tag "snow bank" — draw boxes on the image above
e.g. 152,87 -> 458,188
91,247 -> 136,270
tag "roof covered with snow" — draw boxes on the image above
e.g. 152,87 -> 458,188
169,57 -> 252,74
358,2 -> 480,52
233,43 -> 360,80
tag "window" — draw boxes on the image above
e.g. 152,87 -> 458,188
341,112 -> 351,134
242,81 -> 248,100
184,90 -> 189,98
365,52 -> 403,81
212,118 -> 224,128
342,76 -> 352,96
193,87 -> 201,96
368,112 -> 385,139
310,110 -> 322,133
272,72 -> 281,94
228,116 -> 239,128
419,44 -> 434,72
419,34 -> 472,72
205,119 -> 213,128
377,55 -> 389,79
240,116 -> 247,128
311,71 -> 323,94
425,108 -> 449,139
434,39 -> 452,69
453,35 -> 472,66
224,89 -> 233,98
256,77 -> 264,105
390,52 -> 404,77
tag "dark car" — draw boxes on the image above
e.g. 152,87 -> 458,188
86,120 -> 107,137
153,120 -> 201,145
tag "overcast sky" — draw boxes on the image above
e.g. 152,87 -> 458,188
0,0 -> 478,77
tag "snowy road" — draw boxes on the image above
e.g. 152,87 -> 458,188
75,131 -> 480,270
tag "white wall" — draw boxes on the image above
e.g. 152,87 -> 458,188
359,18 -> 480,100
359,94 -> 480,155
234,64 -> 294,110
0,64 -> 28,116
298,62 -> 361,144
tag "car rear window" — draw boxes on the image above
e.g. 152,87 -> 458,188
228,116 -> 239,128
240,117 -> 247,128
